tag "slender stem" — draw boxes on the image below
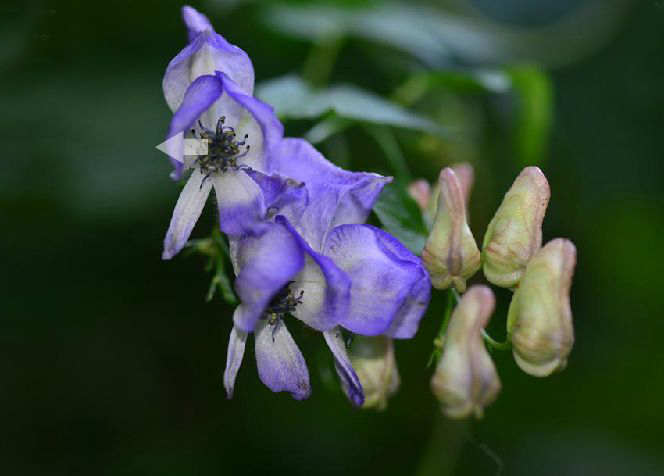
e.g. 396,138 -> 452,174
427,289 -> 455,367
481,329 -> 511,351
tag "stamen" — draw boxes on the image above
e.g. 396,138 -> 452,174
261,282 -> 304,342
194,115 -> 251,175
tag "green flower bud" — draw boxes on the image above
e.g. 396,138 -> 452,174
483,167 -> 550,288
431,285 -> 501,418
349,336 -> 399,410
507,238 -> 576,377
423,168 -> 480,292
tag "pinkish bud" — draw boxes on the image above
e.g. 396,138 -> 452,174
407,179 -> 431,211
507,238 -> 576,377
423,168 -> 481,292
349,336 -> 399,410
431,285 -> 501,418
482,167 -> 550,288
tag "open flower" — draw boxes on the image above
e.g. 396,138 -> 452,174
431,285 -> 501,418
162,71 -> 287,259
223,140 -> 431,403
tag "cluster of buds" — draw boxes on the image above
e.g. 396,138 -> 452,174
411,164 -> 577,418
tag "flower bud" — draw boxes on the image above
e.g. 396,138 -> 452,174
407,179 -> 431,211
482,167 -> 550,288
349,336 -> 399,410
431,285 -> 501,418
422,163 -> 474,227
451,162 -> 474,206
507,238 -> 576,377
423,168 -> 481,292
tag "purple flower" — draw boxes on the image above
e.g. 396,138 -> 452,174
163,6 -> 254,115
162,72 -> 287,259
223,140 -> 431,403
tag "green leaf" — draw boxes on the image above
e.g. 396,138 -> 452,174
373,182 -> 429,255
256,76 -> 444,135
507,65 -> 553,166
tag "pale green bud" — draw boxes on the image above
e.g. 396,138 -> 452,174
507,238 -> 576,377
423,168 -> 480,292
421,163 -> 474,228
431,285 -> 501,419
482,167 -> 550,288
349,336 -> 399,410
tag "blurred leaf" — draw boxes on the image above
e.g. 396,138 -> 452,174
257,75 -> 443,135
508,65 -> 553,165
263,4 -> 453,67
373,182 -> 428,254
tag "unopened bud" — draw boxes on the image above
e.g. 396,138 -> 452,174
451,162 -> 474,206
407,179 -> 431,211
423,168 -> 480,291
482,167 -> 550,288
507,238 -> 576,377
431,285 -> 501,418
349,336 -> 399,410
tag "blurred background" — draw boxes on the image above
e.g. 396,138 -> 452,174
1,0 -> 663,474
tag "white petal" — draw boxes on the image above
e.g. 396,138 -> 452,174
223,324 -> 248,398
162,169 -> 212,260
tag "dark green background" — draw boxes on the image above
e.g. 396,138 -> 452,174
2,0 -> 663,474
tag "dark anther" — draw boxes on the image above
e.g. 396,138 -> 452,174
261,282 -> 304,342
194,115 -> 250,175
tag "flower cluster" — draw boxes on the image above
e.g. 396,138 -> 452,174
413,164 -> 577,418
160,7 -> 431,406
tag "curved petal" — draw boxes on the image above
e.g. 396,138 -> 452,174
211,169 -> 266,236
216,72 -> 284,172
374,229 -> 431,339
162,168 -> 212,260
276,216 -> 351,331
181,6 -> 213,41
324,328 -> 364,407
163,26 -> 254,113
255,319 -> 310,400
166,74 -> 223,178
272,138 -> 391,249
244,169 -> 308,224
223,325 -> 247,398
323,225 -> 426,336
233,222 -> 306,332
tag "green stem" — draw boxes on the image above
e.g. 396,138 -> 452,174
481,329 -> 511,351
427,289 -> 455,367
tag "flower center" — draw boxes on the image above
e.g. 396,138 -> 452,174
262,282 -> 304,329
192,115 -> 250,175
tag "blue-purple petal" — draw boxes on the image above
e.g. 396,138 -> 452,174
233,222 -> 306,332
162,168 -> 212,260
276,216 -> 351,331
244,169 -> 308,224
210,169 -> 268,236
271,138 -> 391,249
163,24 -> 254,112
223,325 -> 248,398
166,74 -> 223,178
323,224 -> 427,336
324,329 -> 365,407
255,319 -> 311,400
216,72 -> 284,171
181,6 -> 213,42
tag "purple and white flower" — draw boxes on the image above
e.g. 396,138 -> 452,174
223,140 -> 431,404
